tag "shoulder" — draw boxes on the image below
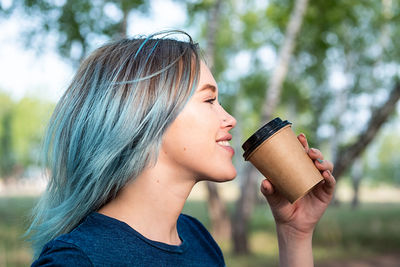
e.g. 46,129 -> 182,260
178,214 -> 224,259
31,212 -> 125,266
179,214 -> 207,228
31,239 -> 93,267
178,214 -> 213,237
32,212 -> 163,266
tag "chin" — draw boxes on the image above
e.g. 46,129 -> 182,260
197,166 -> 237,183
213,167 -> 237,183
226,168 -> 237,181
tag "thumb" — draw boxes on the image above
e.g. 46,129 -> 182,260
260,179 -> 289,208
260,179 -> 275,196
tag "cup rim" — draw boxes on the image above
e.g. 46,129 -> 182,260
242,117 -> 292,160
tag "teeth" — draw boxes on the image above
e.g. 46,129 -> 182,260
217,140 -> 231,147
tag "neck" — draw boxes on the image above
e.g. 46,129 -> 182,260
98,161 -> 196,245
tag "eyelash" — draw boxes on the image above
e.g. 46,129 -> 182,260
206,97 -> 217,104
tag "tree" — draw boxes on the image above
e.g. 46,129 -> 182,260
0,93 -> 15,177
0,92 -> 55,178
11,97 -> 55,167
350,157 -> 362,208
366,127 -> 400,186
3,0 -> 149,64
199,0 -> 233,241
5,0 -> 400,257
232,0 -> 310,254
333,83 -> 400,179
261,0 -> 309,122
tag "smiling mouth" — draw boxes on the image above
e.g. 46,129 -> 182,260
217,140 -> 235,155
217,140 -> 231,147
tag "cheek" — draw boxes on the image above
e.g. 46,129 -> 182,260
174,112 -> 216,153
161,107 -> 218,162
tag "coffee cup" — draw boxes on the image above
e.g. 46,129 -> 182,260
242,117 -> 323,203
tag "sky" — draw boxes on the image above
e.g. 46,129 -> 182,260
0,0 -> 188,102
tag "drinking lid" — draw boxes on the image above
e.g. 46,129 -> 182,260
242,117 -> 292,160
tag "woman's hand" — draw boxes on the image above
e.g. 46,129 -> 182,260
260,133 -> 336,236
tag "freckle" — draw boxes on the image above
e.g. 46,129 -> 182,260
156,179 -> 160,183
183,147 -> 186,151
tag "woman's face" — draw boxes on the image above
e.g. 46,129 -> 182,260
160,61 -> 237,182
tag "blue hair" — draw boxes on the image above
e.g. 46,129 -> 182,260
26,30 -> 201,257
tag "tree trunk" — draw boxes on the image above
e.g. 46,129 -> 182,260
261,0 -> 309,122
204,0 -> 222,69
232,0 -> 309,254
120,8 -> 129,38
0,110 -> 15,177
332,0 -> 398,182
206,182 -> 231,239
232,163 -> 259,254
351,158 -> 363,209
203,0 -> 232,241
333,82 -> 400,180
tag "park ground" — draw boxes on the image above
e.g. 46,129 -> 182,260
0,181 -> 399,267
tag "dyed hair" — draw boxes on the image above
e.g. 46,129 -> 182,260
26,31 -> 201,256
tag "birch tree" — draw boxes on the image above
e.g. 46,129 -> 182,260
232,0 -> 310,254
203,0 -> 232,241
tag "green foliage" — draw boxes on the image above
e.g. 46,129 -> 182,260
0,93 -> 16,176
265,0 -> 292,32
240,71 -> 268,112
183,0 -> 400,155
6,0 -> 149,63
365,131 -> 400,185
3,0 -> 400,182
0,92 -> 54,178
11,97 -> 54,167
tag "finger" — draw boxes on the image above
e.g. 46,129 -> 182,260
314,159 -> 334,173
260,179 -> 275,196
260,179 -> 287,207
297,133 -> 309,152
322,170 -> 336,195
308,147 -> 324,160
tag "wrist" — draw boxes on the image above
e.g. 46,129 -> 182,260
276,223 -> 314,241
276,224 -> 314,267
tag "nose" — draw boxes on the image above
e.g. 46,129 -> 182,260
221,108 -> 237,129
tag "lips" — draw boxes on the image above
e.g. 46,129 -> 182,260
216,135 -> 234,155
216,134 -> 232,142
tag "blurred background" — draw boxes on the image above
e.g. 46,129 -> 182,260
1,0 -> 400,266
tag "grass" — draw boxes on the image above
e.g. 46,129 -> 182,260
313,203 -> 400,261
1,197 -> 399,266
183,201 -> 400,266
0,197 -> 36,267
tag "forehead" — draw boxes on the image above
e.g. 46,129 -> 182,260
196,61 -> 218,93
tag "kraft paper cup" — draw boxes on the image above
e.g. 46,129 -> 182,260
242,118 -> 323,203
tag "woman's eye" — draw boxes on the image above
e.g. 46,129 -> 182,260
206,97 -> 217,104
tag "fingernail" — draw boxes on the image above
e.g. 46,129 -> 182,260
317,158 -> 323,163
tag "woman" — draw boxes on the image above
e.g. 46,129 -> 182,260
28,31 -> 335,266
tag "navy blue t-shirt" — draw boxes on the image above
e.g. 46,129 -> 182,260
32,212 -> 225,266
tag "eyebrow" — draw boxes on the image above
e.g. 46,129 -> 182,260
198,84 -> 216,93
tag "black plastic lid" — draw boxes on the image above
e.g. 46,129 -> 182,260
242,117 -> 292,160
